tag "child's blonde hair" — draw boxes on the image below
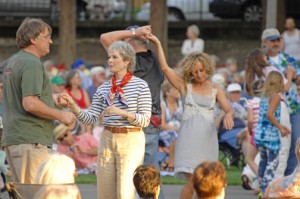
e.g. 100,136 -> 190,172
34,185 -> 81,199
262,71 -> 284,97
34,153 -> 76,184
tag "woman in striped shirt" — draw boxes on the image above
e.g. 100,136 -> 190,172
60,41 -> 152,199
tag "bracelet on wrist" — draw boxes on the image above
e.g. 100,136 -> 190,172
130,28 -> 136,37
73,106 -> 81,116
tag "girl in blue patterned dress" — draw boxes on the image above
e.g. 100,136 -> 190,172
254,71 -> 291,195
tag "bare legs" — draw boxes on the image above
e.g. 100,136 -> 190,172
180,173 -> 194,199
242,134 -> 258,175
168,141 -> 176,169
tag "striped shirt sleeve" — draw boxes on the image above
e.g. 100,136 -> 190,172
77,90 -> 105,125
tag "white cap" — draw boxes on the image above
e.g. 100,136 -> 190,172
212,73 -> 225,89
227,83 -> 242,93
261,28 -> 281,41
90,66 -> 105,77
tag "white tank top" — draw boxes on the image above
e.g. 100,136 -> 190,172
283,29 -> 300,61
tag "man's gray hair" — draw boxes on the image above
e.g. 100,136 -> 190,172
108,41 -> 136,73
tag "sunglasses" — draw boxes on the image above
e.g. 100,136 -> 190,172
58,133 -> 68,142
270,38 -> 281,42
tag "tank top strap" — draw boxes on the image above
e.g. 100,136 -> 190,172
187,83 -> 192,95
209,85 -> 218,108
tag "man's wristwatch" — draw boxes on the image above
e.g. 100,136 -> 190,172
130,28 -> 136,36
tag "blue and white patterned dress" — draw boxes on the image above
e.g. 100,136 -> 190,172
254,96 -> 282,193
254,97 -> 281,153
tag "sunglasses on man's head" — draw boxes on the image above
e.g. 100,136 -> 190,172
58,133 -> 68,142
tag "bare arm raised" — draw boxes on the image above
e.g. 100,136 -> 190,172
147,34 -> 186,96
100,25 -> 152,52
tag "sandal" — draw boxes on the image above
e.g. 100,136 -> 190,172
166,166 -> 174,172
160,162 -> 168,171
241,175 -> 252,190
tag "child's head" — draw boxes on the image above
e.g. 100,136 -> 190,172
34,185 -> 81,199
193,161 -> 226,199
262,71 -> 284,97
252,80 -> 264,97
133,165 -> 161,199
161,81 -> 180,100
245,48 -> 269,95
34,153 -> 76,184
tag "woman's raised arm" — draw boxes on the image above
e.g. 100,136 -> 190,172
147,34 -> 186,96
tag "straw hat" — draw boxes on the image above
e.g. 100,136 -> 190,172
53,124 -> 69,141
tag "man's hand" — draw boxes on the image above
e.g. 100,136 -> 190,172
60,112 -> 77,129
286,64 -> 296,80
136,25 -> 152,40
53,94 -> 68,107
58,93 -> 76,108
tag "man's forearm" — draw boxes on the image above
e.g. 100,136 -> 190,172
100,30 -> 132,52
23,96 -> 65,121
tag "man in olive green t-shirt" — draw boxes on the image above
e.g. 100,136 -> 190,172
2,18 -> 76,184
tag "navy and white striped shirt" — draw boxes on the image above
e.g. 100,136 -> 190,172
77,76 -> 152,128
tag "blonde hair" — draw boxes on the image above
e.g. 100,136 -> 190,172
34,153 -> 76,184
161,81 -> 173,99
181,52 -> 214,82
262,71 -> 284,97
33,185 -> 81,199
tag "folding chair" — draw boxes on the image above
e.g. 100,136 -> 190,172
219,127 -> 245,168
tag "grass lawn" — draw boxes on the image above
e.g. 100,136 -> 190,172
75,167 -> 242,186
76,151 -> 244,186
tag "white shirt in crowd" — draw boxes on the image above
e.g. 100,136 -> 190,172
283,29 -> 300,61
181,38 -> 204,56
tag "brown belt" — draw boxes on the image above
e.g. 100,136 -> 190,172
104,126 -> 141,134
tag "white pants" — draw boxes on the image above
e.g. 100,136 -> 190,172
97,129 -> 145,199
274,101 -> 291,179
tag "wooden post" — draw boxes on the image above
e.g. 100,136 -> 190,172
262,0 -> 285,31
58,0 -> 76,69
150,0 -> 168,60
